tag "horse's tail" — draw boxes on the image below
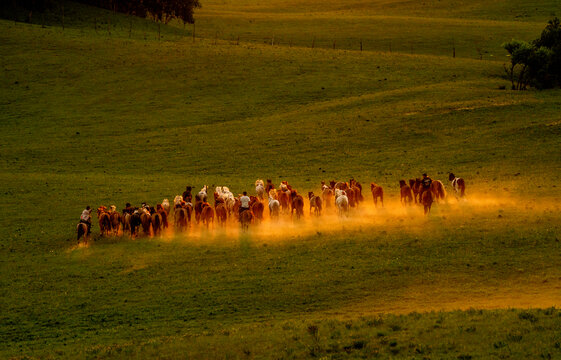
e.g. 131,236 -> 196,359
438,181 -> 446,200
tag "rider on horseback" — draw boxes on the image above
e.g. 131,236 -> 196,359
418,173 -> 432,199
80,206 -> 93,234
239,191 -> 250,218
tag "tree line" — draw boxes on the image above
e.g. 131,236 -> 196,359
4,0 -> 201,26
503,18 -> 561,90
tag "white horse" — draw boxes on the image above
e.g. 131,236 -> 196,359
216,186 -> 236,214
268,195 -> 280,220
335,189 -> 349,217
162,199 -> 170,214
255,180 -> 265,200
173,195 -> 183,207
196,185 -> 208,203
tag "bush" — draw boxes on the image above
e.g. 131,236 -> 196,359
503,18 -> 561,89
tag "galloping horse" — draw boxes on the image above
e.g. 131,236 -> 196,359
449,173 -> 466,198
421,189 -> 434,214
399,180 -> 413,205
370,183 -> 384,207
97,206 -> 111,236
290,190 -> 304,220
334,189 -> 349,217
308,192 -> 322,216
431,180 -> 447,203
77,222 -> 89,244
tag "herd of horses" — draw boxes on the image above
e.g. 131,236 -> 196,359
77,174 -> 465,243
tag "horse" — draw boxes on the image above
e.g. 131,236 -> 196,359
140,208 -> 152,235
290,190 -> 304,220
108,205 -> 121,236
449,173 -> 466,198
196,185 -> 208,203
255,179 -> 265,200
268,195 -> 280,220
121,212 -> 131,236
265,179 -> 276,194
174,206 -> 189,231
161,199 -> 170,216
250,196 -> 265,223
151,211 -> 163,236
130,210 -> 142,237
240,209 -> 253,231
349,179 -> 364,202
334,189 -> 349,217
97,206 -> 111,236
201,203 -> 215,228
421,189 -> 434,214
399,180 -> 413,205
232,197 -> 241,220
409,179 -> 422,203
346,187 -> 357,208
156,204 -> 168,229
215,203 -> 228,226
77,222 -> 89,244
322,186 -> 333,209
308,192 -> 322,216
431,180 -> 447,203
370,183 -> 384,207
277,189 -> 290,213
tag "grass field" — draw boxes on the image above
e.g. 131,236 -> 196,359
1,0 -> 561,358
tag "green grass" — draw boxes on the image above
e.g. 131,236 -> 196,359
1,0 -> 561,358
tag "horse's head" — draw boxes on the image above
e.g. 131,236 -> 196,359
448,173 -> 455,181
308,191 -> 314,199
399,180 -> 406,187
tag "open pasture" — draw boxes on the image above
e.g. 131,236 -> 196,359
1,0 -> 561,358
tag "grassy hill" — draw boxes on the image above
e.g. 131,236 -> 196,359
1,0 -> 561,358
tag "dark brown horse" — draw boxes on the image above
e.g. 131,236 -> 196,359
308,192 -> 322,216
409,178 -> 422,203
370,183 -> 384,207
421,189 -> 434,214
399,180 -> 413,205
290,190 -> 304,220
250,196 -> 264,223
77,222 -> 88,244
174,206 -> 189,231
215,203 -> 228,226
151,211 -> 163,236
240,209 -> 253,231
277,190 -> 290,213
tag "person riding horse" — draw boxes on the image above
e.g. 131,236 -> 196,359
418,173 -> 433,200
80,206 -> 93,234
239,191 -> 250,219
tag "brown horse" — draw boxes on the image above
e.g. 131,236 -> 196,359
349,179 -> 364,202
290,191 -> 304,220
265,179 -> 276,194
322,186 -> 333,208
97,206 -> 111,236
77,222 -> 89,244
431,180 -> 447,203
201,203 -> 215,228
108,207 -> 121,236
121,212 -> 131,236
151,211 -> 163,236
174,206 -> 189,231
277,190 -> 290,213
240,209 -> 253,231
370,183 -> 384,207
215,203 -> 228,226
308,192 -> 322,216
140,210 -> 152,236
399,180 -> 413,205
409,179 -> 422,203
232,198 -> 241,220
421,189 -> 434,214
250,196 -> 265,223
346,187 -> 357,207
156,204 -> 168,229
